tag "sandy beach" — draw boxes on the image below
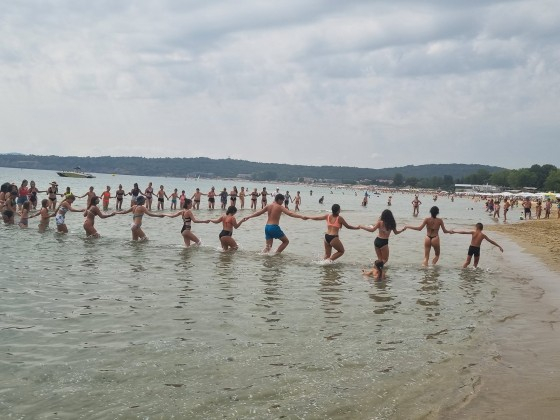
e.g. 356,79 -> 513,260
489,217 -> 560,274
443,217 -> 560,419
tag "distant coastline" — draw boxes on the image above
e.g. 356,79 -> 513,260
0,153 -> 502,188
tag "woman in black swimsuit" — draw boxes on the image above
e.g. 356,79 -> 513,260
306,203 -> 359,262
166,199 -> 209,247
359,209 -> 405,280
405,206 -> 451,266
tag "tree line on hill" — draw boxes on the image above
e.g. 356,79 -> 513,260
391,164 -> 560,192
3,154 -> 557,191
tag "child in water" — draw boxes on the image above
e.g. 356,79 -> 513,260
359,209 -> 406,280
452,223 -> 503,268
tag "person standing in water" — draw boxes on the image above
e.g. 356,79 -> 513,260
306,204 -> 359,262
165,198 -> 208,247
405,206 -> 451,266
83,196 -> 117,237
358,209 -> 406,280
412,195 -> 422,216
208,205 -> 244,251
54,194 -> 83,234
451,223 -> 503,268
115,184 -> 127,211
118,196 -> 164,241
144,182 -> 155,210
241,193 -> 307,254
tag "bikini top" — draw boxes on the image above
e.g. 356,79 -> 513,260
326,215 -> 341,229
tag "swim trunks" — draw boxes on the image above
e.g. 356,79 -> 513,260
158,197 -> 164,203
374,237 -> 389,248
468,245 -> 480,257
265,224 -> 285,240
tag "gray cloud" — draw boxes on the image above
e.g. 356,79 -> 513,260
0,0 -> 559,169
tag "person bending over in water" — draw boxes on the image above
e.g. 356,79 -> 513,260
405,206 -> 451,266
306,204 -> 359,262
241,193 -> 307,254
165,198 -> 208,247
118,196 -> 164,241
358,209 -> 405,280
208,206 -> 244,251
83,196 -> 117,237
451,223 -> 503,268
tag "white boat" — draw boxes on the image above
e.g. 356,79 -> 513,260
56,167 -> 95,178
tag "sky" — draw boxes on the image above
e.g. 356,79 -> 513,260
1,1 -> 559,170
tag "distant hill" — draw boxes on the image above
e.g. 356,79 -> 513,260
0,154 -> 503,185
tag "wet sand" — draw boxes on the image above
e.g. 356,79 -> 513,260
442,217 -> 560,419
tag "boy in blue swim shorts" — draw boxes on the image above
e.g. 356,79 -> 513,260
242,194 -> 307,253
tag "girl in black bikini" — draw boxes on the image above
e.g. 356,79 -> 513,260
405,206 -> 451,266
165,199 -> 208,247
359,209 -> 405,280
208,206 -> 244,251
306,204 -> 359,262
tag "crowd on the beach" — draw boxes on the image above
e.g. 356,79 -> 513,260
1,178 -> 525,281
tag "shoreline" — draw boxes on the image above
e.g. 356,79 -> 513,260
487,217 -> 560,274
443,218 -> 560,419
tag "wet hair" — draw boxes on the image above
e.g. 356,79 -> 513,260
476,222 -> 483,230
91,196 -> 100,206
41,199 -> 49,208
380,209 -> 396,231
22,201 -> 30,210
183,199 -> 192,208
226,206 -> 237,215
136,196 -> 146,205
1,183 -> 10,193
430,206 -> 439,218
331,204 -> 341,216
275,193 -> 285,202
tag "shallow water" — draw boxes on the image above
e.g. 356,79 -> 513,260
0,167 -> 550,419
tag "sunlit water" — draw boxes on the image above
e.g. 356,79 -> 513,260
0,167 -> 551,419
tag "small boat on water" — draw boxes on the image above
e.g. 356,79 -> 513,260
56,167 -> 95,178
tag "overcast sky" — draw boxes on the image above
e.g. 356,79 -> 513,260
1,1 -> 559,169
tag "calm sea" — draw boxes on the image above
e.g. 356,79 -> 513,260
0,167 -> 552,419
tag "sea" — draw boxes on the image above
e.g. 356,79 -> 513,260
1,167 -> 559,419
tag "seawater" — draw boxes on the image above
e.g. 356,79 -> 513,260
0,167 -> 544,419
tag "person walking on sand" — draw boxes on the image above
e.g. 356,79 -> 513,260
522,197 -> 532,220
451,223 -> 503,268
241,193 -> 306,254
165,199 -> 208,247
208,206 -> 244,251
503,198 -> 510,222
405,206 -> 451,266
358,209 -> 406,280
306,204 -> 359,262
83,196 -> 117,237
544,198 -> 552,219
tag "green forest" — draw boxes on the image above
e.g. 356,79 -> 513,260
1,154 -> 558,191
